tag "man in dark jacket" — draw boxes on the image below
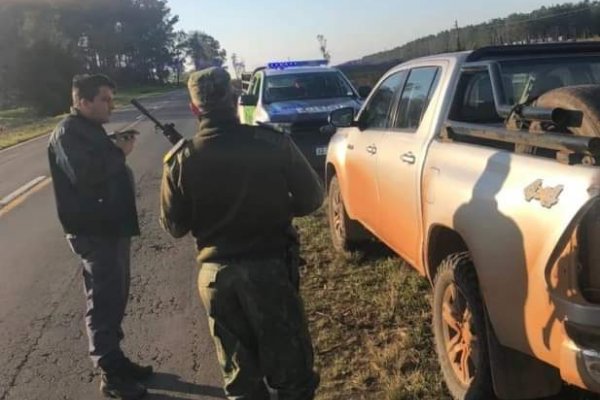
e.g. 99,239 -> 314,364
160,67 -> 323,399
48,74 -> 152,400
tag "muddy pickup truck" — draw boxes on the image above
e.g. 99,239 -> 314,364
323,43 -> 600,399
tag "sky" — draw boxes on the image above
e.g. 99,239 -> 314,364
167,0 -> 560,71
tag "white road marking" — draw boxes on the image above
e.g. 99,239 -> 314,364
0,176 -> 47,208
0,133 -> 50,155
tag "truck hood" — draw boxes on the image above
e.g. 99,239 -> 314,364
265,97 -> 361,122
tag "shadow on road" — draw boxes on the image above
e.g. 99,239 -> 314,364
145,372 -> 226,399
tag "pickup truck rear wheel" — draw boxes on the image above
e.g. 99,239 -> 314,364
432,252 -> 493,400
328,175 -> 366,252
532,85 -> 600,137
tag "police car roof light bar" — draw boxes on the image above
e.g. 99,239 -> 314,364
267,59 -> 329,70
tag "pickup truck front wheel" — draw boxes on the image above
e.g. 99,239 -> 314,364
432,253 -> 493,400
328,175 -> 367,252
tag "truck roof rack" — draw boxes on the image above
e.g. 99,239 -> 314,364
466,42 -> 600,62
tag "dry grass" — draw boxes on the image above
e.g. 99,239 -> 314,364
296,208 -> 450,400
296,208 -> 600,400
0,109 -> 63,149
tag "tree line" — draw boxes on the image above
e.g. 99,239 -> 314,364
346,1 -> 600,73
0,0 -> 226,115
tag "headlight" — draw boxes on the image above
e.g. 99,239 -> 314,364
583,349 -> 600,383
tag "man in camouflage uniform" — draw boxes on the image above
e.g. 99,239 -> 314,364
159,67 -> 323,399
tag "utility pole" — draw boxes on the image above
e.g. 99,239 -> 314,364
317,34 -> 331,63
455,20 -> 462,51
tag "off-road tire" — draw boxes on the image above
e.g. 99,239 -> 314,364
432,252 -> 494,400
327,175 -> 368,253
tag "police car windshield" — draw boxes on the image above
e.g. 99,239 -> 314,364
263,72 -> 355,103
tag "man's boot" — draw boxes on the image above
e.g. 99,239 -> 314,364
100,372 -> 147,399
117,357 -> 154,380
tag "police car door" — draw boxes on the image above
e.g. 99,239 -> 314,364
345,71 -> 407,231
239,73 -> 262,124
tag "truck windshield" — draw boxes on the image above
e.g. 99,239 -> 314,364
263,72 -> 355,103
499,56 -> 600,105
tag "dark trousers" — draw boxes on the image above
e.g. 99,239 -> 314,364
67,235 -> 131,370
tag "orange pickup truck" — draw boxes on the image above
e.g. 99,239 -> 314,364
324,43 -> 600,399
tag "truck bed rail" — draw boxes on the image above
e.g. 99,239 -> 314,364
443,121 -> 600,165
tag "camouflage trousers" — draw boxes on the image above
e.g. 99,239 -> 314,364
198,256 -> 319,400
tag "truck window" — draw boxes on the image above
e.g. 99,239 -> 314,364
360,71 -> 406,129
591,64 -> 600,82
451,71 -> 503,124
499,57 -> 600,104
394,67 -> 440,131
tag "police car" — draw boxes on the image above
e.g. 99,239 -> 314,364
238,60 -> 369,176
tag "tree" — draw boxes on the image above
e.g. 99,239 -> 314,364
0,0 -> 193,113
181,31 -> 227,71
356,0 -> 600,65
15,41 -> 82,115
169,30 -> 188,84
0,2 -> 25,107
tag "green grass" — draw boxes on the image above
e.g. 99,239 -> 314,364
0,84 -> 182,150
113,83 -> 182,107
297,208 -> 597,400
296,208 -> 450,400
0,111 -> 64,150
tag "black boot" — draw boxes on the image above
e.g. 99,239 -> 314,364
100,372 -> 147,399
117,357 -> 154,380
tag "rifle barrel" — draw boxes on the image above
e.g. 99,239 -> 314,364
130,99 -> 165,130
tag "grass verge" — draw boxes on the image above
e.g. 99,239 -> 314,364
0,109 -> 63,150
296,208 -> 450,400
113,83 -> 182,107
296,208 -> 599,400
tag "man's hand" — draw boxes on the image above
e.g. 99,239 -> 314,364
112,130 -> 138,156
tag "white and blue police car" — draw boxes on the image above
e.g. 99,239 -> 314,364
238,60 -> 370,176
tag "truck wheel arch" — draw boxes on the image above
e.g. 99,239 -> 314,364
325,162 -> 337,191
427,226 -> 562,398
426,225 -> 469,284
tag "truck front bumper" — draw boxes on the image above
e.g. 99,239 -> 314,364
554,294 -> 600,391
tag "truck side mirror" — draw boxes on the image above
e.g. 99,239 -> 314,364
239,94 -> 258,106
329,107 -> 356,128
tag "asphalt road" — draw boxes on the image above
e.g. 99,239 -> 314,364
0,90 -> 226,400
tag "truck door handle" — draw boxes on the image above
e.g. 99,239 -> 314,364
366,145 -> 377,155
401,152 -> 416,164
347,144 -> 354,150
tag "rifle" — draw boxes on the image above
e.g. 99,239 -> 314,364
130,98 -> 183,145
